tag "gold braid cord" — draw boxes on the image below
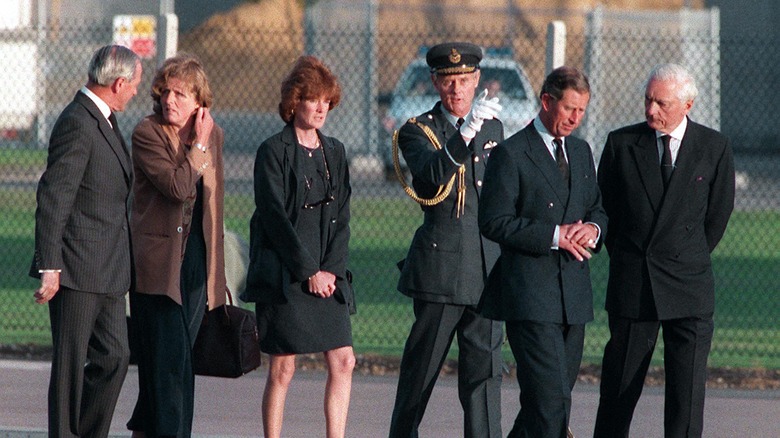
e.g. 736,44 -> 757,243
392,118 -> 466,217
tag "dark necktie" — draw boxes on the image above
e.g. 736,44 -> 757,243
108,113 -> 124,146
455,118 -> 464,129
660,134 -> 673,190
554,138 -> 568,180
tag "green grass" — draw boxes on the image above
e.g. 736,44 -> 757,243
2,187 -> 778,368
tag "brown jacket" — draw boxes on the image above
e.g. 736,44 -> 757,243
130,114 -> 227,310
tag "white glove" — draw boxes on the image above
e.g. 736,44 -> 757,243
460,89 -> 502,141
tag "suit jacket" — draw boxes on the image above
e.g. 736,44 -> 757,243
396,102 -> 503,305
243,123 -> 353,312
30,92 -> 133,293
597,119 -> 735,320
130,114 -> 227,310
479,122 -> 607,324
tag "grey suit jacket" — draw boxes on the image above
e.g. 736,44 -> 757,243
479,122 -> 607,324
396,102 -> 504,305
30,91 -> 133,294
597,119 -> 734,320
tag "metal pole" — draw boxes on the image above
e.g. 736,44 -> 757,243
157,0 -> 177,66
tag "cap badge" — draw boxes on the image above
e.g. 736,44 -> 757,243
448,48 -> 461,64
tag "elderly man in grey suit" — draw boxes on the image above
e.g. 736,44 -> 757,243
593,63 -> 735,438
479,66 -> 607,438
30,45 -> 142,437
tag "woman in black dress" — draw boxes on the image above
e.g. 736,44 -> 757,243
244,55 -> 354,438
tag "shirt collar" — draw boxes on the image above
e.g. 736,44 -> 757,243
533,116 -> 560,146
656,116 -> 688,142
441,107 -> 465,128
80,86 -> 112,122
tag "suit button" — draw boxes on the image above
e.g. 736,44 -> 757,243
474,155 -> 480,162
431,242 -> 438,249
177,226 -> 183,233
331,219 -> 336,224
477,180 -> 483,187
548,202 -> 554,208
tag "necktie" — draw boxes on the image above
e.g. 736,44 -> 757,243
660,134 -> 673,190
554,138 -> 568,180
455,118 -> 464,129
108,113 -> 124,146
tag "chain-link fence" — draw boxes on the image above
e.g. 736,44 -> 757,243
1,9 -> 777,369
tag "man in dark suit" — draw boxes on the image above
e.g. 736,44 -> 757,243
389,42 -> 505,438
479,66 -> 607,438
30,45 -> 141,437
593,63 -> 735,438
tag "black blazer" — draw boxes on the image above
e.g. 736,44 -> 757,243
597,119 -> 735,320
479,122 -> 607,324
396,102 -> 503,305
30,92 -> 133,294
243,123 -> 353,312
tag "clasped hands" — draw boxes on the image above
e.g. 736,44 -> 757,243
308,270 -> 337,298
460,89 -> 502,141
558,220 -> 599,262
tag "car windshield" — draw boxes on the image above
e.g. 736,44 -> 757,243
400,65 -> 529,101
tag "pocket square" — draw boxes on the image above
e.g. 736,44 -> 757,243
483,141 -> 498,150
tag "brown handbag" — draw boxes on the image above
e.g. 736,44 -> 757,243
192,293 -> 262,378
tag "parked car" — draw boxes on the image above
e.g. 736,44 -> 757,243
381,55 -> 539,179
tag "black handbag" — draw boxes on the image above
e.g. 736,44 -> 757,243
192,294 -> 262,378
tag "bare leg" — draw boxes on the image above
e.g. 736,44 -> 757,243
323,346 -> 355,438
262,354 -> 296,438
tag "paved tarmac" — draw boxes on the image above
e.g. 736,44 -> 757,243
1,359 -> 777,437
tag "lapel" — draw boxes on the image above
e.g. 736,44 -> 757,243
281,123 -> 302,187
523,125 -> 570,204
628,125 -> 664,213
75,92 -> 132,183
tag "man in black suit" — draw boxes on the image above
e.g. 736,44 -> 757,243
389,42 -> 505,438
593,63 -> 735,438
30,45 -> 141,437
479,66 -> 607,438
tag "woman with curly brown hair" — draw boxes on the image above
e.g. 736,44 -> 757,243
244,55 -> 354,438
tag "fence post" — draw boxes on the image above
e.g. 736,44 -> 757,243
157,0 -> 177,66
546,20 -> 566,74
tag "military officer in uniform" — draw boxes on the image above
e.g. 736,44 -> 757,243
389,42 -> 505,438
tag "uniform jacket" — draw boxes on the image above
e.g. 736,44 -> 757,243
30,92 -> 133,293
597,119 -> 735,320
396,102 -> 503,305
478,122 -> 607,324
130,114 -> 227,310
243,123 -> 353,312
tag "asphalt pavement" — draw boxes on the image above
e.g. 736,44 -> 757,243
1,359 -> 778,437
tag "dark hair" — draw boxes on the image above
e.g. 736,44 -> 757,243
150,53 -> 213,116
87,45 -> 139,86
540,66 -> 590,100
278,56 -> 341,123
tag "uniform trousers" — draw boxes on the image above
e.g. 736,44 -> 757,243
48,287 -> 130,438
389,299 -> 503,438
594,315 -> 714,438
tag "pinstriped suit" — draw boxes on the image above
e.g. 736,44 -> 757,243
30,91 -> 133,437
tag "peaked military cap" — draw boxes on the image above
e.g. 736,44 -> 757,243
426,42 -> 482,75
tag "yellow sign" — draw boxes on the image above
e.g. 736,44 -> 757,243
113,15 -> 156,59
